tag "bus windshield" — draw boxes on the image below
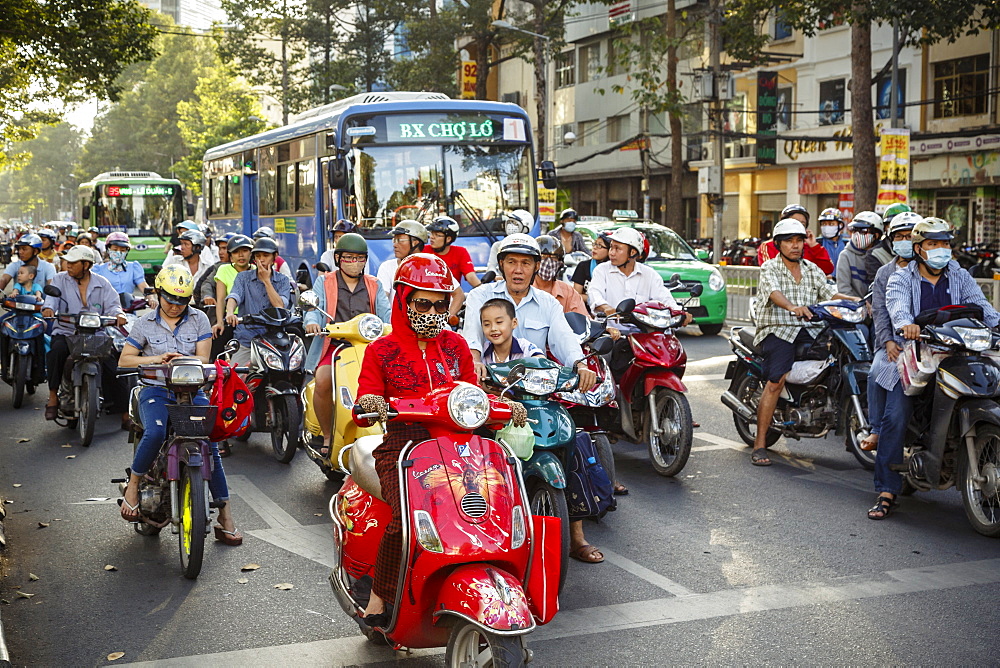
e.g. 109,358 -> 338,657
347,143 -> 535,234
96,184 -> 182,238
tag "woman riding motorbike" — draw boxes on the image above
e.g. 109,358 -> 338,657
354,253 -> 526,626
92,232 -> 150,296
116,265 -> 242,546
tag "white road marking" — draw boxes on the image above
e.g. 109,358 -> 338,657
682,374 -> 726,382
249,523 -> 337,568
599,548 -> 695,597
685,355 -> 734,368
227,474 -> 301,529
119,557 -> 1000,667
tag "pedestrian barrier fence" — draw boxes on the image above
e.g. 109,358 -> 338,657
718,265 -> 1000,324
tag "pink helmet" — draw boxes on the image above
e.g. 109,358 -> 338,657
105,231 -> 131,249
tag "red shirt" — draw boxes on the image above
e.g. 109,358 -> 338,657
358,329 -> 477,400
757,241 -> 834,275
430,245 -> 475,282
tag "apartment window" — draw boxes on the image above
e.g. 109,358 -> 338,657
607,114 -> 631,143
579,42 -> 601,83
773,15 -> 793,40
555,51 -> 575,88
579,120 -> 600,147
819,79 -> 845,126
933,54 -> 989,118
606,37 -> 629,77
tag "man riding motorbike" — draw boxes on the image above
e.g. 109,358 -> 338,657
872,218 -> 1000,519
836,211 -> 883,298
224,237 -> 292,367
0,234 -> 56,290
304,233 -> 390,456
164,229 -> 212,293
572,232 -> 612,308
37,229 -> 59,264
354,253 -> 527,626
486,209 -> 534,273
427,215 -> 479,322
253,227 -> 294,280
551,208 -> 589,255
751,219 -> 858,467
376,220 -> 428,301
116,264 -> 241,545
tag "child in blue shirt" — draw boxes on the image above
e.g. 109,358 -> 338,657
479,298 -> 546,363
13,265 -> 42,302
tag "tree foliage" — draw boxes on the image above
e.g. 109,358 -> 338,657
0,0 -> 157,168
0,122 -> 83,223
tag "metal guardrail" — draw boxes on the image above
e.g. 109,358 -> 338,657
718,265 -> 1000,324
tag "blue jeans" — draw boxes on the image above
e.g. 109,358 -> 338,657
874,383 -> 913,494
131,386 -> 229,501
867,372 -> 886,436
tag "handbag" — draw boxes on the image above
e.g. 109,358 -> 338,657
566,432 -> 616,520
209,359 -> 254,441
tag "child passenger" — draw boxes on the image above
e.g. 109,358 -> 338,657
14,264 -> 43,301
479,298 -> 546,363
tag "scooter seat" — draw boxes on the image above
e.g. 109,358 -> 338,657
737,327 -> 763,357
348,434 -> 384,502
128,385 -> 143,430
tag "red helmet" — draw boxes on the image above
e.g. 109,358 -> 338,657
393,253 -> 457,292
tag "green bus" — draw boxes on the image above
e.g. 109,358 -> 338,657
78,171 -> 192,280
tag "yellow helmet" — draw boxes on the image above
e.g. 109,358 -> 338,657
155,264 -> 194,303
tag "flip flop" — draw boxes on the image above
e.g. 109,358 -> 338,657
570,544 -> 604,563
613,484 -> 629,496
860,434 -> 879,451
117,496 -> 140,523
750,448 -> 772,467
214,525 -> 243,546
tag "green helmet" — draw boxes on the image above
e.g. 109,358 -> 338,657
883,202 -> 912,225
334,232 -> 368,256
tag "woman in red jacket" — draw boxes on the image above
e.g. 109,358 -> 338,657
354,253 -> 525,627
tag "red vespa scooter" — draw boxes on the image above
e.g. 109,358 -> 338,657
328,374 -> 562,666
605,283 -> 702,477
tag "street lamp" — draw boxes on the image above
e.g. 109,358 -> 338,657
491,20 -> 552,165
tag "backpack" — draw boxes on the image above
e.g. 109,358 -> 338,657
210,359 -> 254,441
565,432 -> 617,520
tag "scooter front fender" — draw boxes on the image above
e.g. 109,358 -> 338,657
522,451 -> 567,489
264,380 -> 299,398
840,361 -> 870,397
71,360 -> 100,387
432,564 -> 535,635
643,369 -> 687,396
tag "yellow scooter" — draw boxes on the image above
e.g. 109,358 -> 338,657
298,291 -> 390,482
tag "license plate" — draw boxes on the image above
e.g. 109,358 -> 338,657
683,297 -> 700,307
15,302 -> 35,311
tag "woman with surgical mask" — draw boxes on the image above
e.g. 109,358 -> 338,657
553,208 -> 590,254
91,231 -> 150,297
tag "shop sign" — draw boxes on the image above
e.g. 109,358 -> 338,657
460,61 -> 477,100
911,150 -> 1000,187
756,72 -> 778,165
912,134 -> 1000,156
876,128 -> 910,213
798,164 -> 853,194
537,182 -> 556,224
779,121 -> 886,164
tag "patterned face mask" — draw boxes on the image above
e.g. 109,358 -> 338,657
537,256 -> 562,281
108,249 -> 127,267
408,307 -> 449,339
851,231 -> 875,250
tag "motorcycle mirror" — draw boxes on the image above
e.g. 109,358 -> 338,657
298,290 -> 320,310
689,283 -> 704,297
43,285 -> 62,298
500,364 -> 528,397
616,298 -> 635,315
480,270 -> 496,284
224,339 -> 241,355
315,262 -> 332,273
591,336 -> 613,355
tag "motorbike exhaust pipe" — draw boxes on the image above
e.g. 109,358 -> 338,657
721,391 -> 756,423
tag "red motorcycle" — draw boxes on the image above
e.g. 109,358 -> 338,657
604,285 -> 701,477
329,375 -> 561,666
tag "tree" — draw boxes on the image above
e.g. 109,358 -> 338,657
387,2 -> 461,95
722,0 -> 1000,212
75,24 -> 216,186
0,0 -> 157,168
174,65 -> 271,194
0,123 -> 83,223
328,0 -> 423,93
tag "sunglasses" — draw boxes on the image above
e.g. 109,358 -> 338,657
408,297 -> 450,314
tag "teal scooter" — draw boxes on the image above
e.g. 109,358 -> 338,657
485,357 -> 578,591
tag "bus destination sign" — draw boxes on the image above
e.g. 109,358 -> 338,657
105,185 -> 174,197
378,114 -> 527,144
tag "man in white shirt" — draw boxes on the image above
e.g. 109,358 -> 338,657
589,227 -> 692,323
375,220 -> 428,300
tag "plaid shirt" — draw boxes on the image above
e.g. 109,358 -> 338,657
754,257 -> 836,345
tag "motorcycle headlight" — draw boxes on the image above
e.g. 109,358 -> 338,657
358,314 -> 384,341
261,348 -> 283,370
77,313 -> 102,329
447,382 -> 490,429
170,363 -> 204,385
953,326 -> 992,352
824,305 -> 865,323
557,371 -> 616,406
708,268 -> 725,292
634,309 -> 673,329
288,339 -> 305,370
520,368 -> 559,395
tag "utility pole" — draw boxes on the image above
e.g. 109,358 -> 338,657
710,0 -> 725,263
890,18 -> 900,129
640,106 -> 651,220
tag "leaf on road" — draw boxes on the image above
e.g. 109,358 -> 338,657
104,565 -> 117,571
61,444 -> 72,448
107,652 -> 125,661
11,484 -> 21,488
65,455 -> 76,460
314,513 -> 323,517
15,591 -> 34,599
28,573 -> 38,581
37,522 -> 49,528
273,583 -> 294,590
16,438 -> 29,443
237,578 -> 249,584
241,563 -> 260,571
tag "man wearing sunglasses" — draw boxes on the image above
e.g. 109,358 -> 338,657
461,234 -> 597,390
304,233 -> 390,456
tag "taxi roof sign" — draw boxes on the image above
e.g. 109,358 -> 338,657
612,209 -> 639,220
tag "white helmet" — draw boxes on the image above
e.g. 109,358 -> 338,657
772,218 -> 807,241
608,227 -> 645,255
496,233 -> 541,261
504,210 -> 533,236
887,211 -> 922,239
849,211 -> 884,234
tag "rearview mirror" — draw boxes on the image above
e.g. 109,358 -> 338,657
616,298 -> 635,315
186,202 -> 195,217
43,285 -> 62,298
591,336 -> 613,355
315,262 -> 332,273
669,273 -> 681,284
689,284 -> 704,297
480,270 -> 496,284
327,156 -> 347,190
224,339 -> 241,355
506,364 -> 527,385
539,160 -> 557,190
298,290 -> 319,310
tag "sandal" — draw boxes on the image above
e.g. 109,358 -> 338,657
44,404 -> 58,421
214,525 -> 243,546
117,491 -> 140,523
570,544 -> 604,563
613,484 -> 629,496
860,434 -> 879,452
218,441 -> 231,458
751,448 -> 772,466
867,494 -> 896,520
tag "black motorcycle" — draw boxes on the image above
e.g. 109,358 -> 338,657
229,306 -> 306,463
721,299 -> 875,467
894,309 -> 1000,537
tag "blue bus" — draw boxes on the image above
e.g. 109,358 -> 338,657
202,92 -> 553,287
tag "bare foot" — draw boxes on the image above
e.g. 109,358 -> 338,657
860,433 -> 879,451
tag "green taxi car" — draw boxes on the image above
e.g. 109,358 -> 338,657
575,218 -> 727,335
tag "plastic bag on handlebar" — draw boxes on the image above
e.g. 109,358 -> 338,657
210,359 -> 254,441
